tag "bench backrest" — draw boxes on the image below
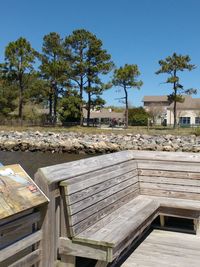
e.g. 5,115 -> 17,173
137,158 -> 200,200
60,159 -> 139,237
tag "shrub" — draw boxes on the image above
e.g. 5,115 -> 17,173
128,107 -> 149,126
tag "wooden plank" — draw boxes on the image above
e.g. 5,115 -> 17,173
146,195 -> 200,209
73,190 -> 139,240
130,150 -> 200,163
140,176 -> 200,187
70,183 -> 139,226
34,172 -> 57,267
70,177 -> 138,215
61,160 -> 137,189
139,169 -> 200,179
0,211 -> 41,249
121,230 -> 200,267
59,255 -> 75,267
37,151 -> 135,185
137,160 -> 200,172
75,197 -> 158,248
67,171 -> 138,204
95,261 -> 108,267
59,237 -> 108,261
8,249 -> 41,267
0,230 -> 42,262
140,182 -> 200,194
141,188 -> 200,200
71,187 -> 139,235
0,225 -> 32,250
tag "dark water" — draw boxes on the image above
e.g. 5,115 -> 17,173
0,151 -> 90,178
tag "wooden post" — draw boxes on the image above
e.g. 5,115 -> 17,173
160,215 -> 165,227
95,261 -> 108,267
35,172 -> 57,267
194,218 -> 200,235
60,255 -> 76,267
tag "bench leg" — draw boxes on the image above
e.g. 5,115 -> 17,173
194,218 -> 200,235
160,215 -> 165,227
59,255 -> 76,267
95,260 -> 108,267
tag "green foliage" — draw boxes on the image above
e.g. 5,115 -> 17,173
128,107 -> 149,126
39,32 -> 69,123
58,91 -> 81,124
64,29 -> 113,125
113,64 -> 143,89
112,64 -> 143,128
156,53 -> 197,128
2,37 -> 37,121
0,79 -> 17,116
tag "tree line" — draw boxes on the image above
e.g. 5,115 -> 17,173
0,28 -> 197,128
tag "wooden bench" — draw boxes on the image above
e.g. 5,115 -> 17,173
35,151 -> 200,267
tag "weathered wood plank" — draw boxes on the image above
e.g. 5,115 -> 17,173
140,182 -> 200,194
74,197 -> 158,249
37,151 -> 134,184
67,171 -> 138,204
137,160 -> 200,172
70,183 -> 139,226
70,178 -> 138,215
73,190 -> 139,240
0,230 -> 42,262
144,195 -> 200,210
121,230 -> 200,267
34,172 -> 57,267
139,169 -> 200,179
8,249 -> 41,267
95,261 -> 108,267
59,237 -> 108,261
140,188 -> 200,200
140,176 -> 200,187
131,150 -> 200,163
61,160 -> 137,189
71,187 -> 139,235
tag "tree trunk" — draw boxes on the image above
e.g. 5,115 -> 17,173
53,88 -> 58,125
87,91 -> 91,127
173,70 -> 177,129
49,91 -> 53,123
80,76 -> 84,126
124,86 -> 128,128
18,77 -> 23,126
173,99 -> 177,128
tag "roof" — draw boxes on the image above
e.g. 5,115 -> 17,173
83,108 -> 125,119
143,96 -> 169,102
168,96 -> 200,110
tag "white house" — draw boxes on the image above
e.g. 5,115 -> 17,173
143,95 -> 200,126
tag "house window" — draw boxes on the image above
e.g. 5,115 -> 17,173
179,117 -> 191,125
195,117 -> 200,124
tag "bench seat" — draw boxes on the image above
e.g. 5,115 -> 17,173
146,195 -> 200,219
72,196 -> 159,260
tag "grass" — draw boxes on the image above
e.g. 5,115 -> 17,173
0,125 -> 199,136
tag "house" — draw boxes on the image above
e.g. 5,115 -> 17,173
83,108 -> 125,127
143,95 -> 200,126
143,96 -> 169,125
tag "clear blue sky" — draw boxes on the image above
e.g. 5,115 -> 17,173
0,0 -> 200,107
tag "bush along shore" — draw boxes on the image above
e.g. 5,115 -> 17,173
0,130 -> 200,154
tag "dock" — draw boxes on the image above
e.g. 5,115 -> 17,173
122,230 -> 200,267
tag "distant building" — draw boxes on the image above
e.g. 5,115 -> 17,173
143,95 -> 200,126
83,108 -> 125,127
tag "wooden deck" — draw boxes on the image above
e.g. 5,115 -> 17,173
122,230 -> 200,267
